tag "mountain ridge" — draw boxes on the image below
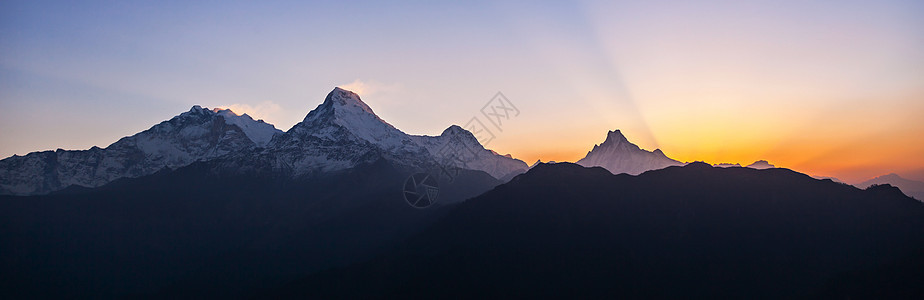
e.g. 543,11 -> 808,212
271,162 -> 924,298
0,107 -> 281,195
0,87 -> 527,195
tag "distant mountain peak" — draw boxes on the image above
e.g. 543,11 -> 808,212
186,105 -> 212,115
411,124 -> 528,179
441,125 -> 468,136
577,129 -> 682,175
603,130 -> 630,145
297,88 -> 402,143
746,160 -> 776,170
436,125 -> 482,148
212,107 -> 235,114
652,149 -> 667,157
714,163 -> 742,168
530,159 -> 560,168
859,173 -> 924,201
179,105 -> 281,147
324,87 -> 379,116
212,107 -> 245,118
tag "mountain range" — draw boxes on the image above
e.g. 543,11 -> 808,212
1,87 -> 922,298
0,87 -> 533,298
0,106 -> 282,195
1,87 -> 792,196
0,88 -> 521,298
0,88 -> 528,196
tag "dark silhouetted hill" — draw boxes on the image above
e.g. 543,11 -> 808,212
0,159 -> 500,298
859,173 -> 924,201
271,162 -> 924,299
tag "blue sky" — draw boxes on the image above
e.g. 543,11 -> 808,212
2,0 -> 923,182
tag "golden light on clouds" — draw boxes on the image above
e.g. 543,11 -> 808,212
337,79 -> 403,99
215,101 -> 281,122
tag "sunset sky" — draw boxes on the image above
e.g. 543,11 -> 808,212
1,0 -> 922,183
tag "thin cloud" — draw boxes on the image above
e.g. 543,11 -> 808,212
216,101 -> 282,123
338,79 -> 403,99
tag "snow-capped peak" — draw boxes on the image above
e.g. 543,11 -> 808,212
603,130 -> 631,145
324,87 -> 379,116
441,124 -> 468,135
439,125 -> 482,146
185,105 -> 212,115
0,105 -> 275,195
211,108 -> 282,147
1,87 -> 530,195
577,129 -> 683,175
302,87 -> 392,125
297,87 -> 409,149
177,105 -> 282,147
410,124 -> 528,180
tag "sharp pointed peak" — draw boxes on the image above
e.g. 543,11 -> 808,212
302,87 -> 384,124
294,87 -> 405,146
603,129 -> 629,143
324,87 -> 373,111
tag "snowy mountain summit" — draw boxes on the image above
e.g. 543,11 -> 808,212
411,125 -> 528,179
266,87 -> 527,178
576,130 -> 683,175
0,106 -> 282,195
210,107 -> 280,147
0,87 -> 528,195
295,87 -> 405,146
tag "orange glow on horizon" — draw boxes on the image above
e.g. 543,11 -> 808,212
482,96 -> 924,184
